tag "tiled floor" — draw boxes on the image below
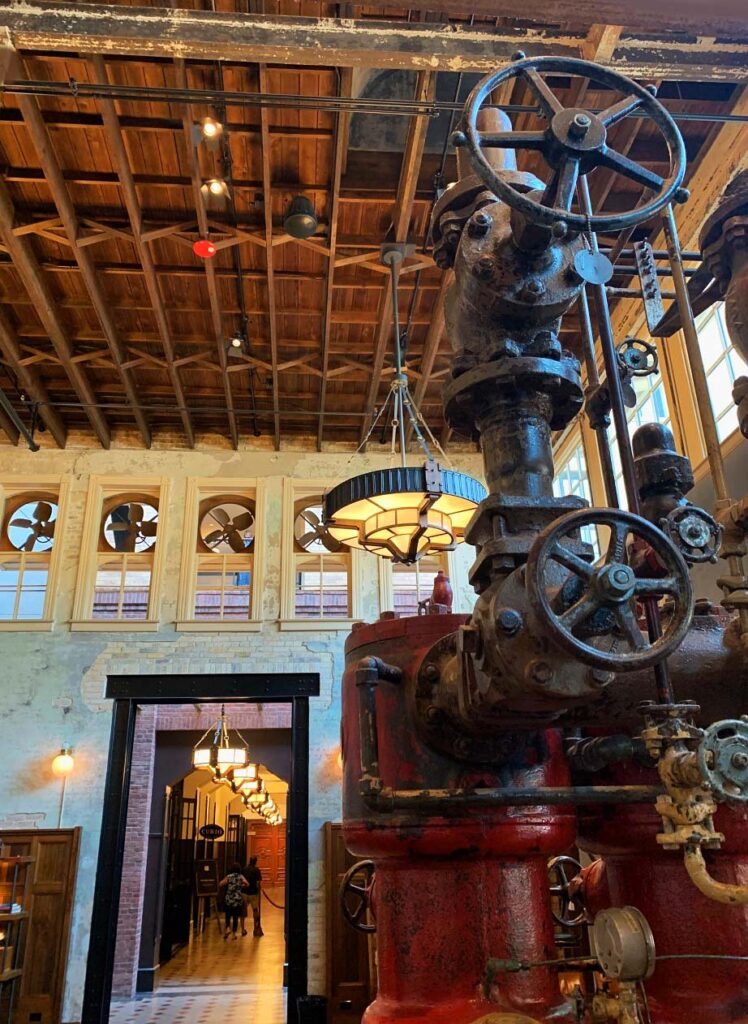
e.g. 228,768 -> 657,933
110,890 -> 287,1024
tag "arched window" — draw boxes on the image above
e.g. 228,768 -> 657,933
0,493 -> 59,621
292,497 -> 350,620
92,496 -> 159,620
193,497 -> 256,621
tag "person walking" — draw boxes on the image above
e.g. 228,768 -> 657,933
243,855 -> 264,937
219,862 -> 248,940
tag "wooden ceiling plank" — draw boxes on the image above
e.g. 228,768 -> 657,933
359,70 -> 434,445
11,52 -> 150,447
2,5 -> 747,79
0,180 -> 110,447
0,305 -> 66,447
91,53 -> 195,448
259,64 -> 281,451
317,66 -> 351,451
0,403 -> 20,446
173,57 -> 239,451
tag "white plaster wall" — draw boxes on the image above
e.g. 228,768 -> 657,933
0,445 -> 484,1021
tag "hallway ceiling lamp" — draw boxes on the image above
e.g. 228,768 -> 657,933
192,706 -> 249,779
284,195 -> 317,239
323,244 -> 485,565
243,780 -> 267,810
230,762 -> 261,796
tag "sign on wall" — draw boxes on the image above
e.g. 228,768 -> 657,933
199,824 -> 225,840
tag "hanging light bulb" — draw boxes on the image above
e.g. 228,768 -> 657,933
200,178 -> 230,204
324,245 -> 485,565
52,746 -> 75,777
192,706 -> 249,779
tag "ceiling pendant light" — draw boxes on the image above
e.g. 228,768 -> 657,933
192,706 -> 249,779
324,244 -> 485,565
284,195 -> 318,239
230,763 -> 261,796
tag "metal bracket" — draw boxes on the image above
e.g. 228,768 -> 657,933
634,240 -> 665,335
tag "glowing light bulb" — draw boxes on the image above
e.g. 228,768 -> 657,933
52,748 -> 74,777
209,179 -> 224,195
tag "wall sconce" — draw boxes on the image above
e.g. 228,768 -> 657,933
194,116 -> 224,151
52,746 -> 74,829
200,178 -> 230,207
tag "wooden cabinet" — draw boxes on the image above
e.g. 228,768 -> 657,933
325,823 -> 374,1024
0,830 -> 80,1024
0,854 -> 32,1024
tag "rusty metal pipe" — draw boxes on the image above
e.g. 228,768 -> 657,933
684,844 -> 748,905
355,656 -> 402,783
361,783 -> 663,811
456,106 -> 516,180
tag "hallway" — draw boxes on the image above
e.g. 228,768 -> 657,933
110,889 -> 287,1024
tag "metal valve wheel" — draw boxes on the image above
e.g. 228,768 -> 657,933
548,855 -> 586,928
339,859 -> 376,934
617,338 -> 659,377
454,55 -> 686,234
526,508 -> 694,672
661,505 -> 722,564
698,719 -> 748,801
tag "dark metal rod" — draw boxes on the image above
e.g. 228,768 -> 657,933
578,177 -> 674,706
0,387 -> 39,450
576,288 -> 619,507
5,81 -> 748,126
606,286 -> 677,299
363,784 -> 664,810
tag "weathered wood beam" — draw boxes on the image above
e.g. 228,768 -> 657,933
0,181 -> 109,447
92,56 -> 195,448
360,71 -> 433,444
11,51 -> 151,447
0,305 -> 67,447
259,64 -> 281,451
317,68 -> 351,452
1,3 -> 746,81
172,57 -> 238,450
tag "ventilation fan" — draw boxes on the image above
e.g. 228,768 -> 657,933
295,506 -> 342,553
106,503 -> 158,552
202,505 -> 255,553
8,501 -> 56,551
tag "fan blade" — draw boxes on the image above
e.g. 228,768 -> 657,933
298,531 -> 319,549
140,520 -> 158,536
204,529 -> 225,547
210,507 -> 231,527
9,518 -> 33,529
232,511 -> 254,532
109,522 -> 130,531
228,530 -> 248,553
302,509 -> 321,528
128,503 -> 144,523
34,501 -> 53,522
22,535 -> 37,552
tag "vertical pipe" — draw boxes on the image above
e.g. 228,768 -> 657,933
662,205 -> 748,639
389,255 -> 408,466
577,288 -> 619,508
287,696 -> 310,1024
578,179 -> 674,705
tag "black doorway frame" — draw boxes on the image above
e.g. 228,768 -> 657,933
81,672 -> 319,1024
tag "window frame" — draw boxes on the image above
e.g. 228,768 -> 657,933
279,479 -> 363,631
176,478 -> 265,632
0,476 -> 69,631
377,549 -> 456,617
71,475 -> 170,631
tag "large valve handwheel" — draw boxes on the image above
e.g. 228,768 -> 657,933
339,860 -> 376,934
454,55 -> 686,234
548,855 -> 587,928
526,508 -> 693,672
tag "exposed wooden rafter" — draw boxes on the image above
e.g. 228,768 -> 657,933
360,71 -> 433,445
172,57 -> 239,450
316,67 -> 352,451
10,49 -> 151,447
0,305 -> 66,447
1,3 -> 746,80
0,180 -> 110,447
258,64 -> 281,450
92,54 -> 196,448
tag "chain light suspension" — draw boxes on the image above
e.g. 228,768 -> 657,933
324,245 -> 485,565
192,706 -> 249,779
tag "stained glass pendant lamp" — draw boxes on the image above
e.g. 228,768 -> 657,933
324,245 -> 485,565
192,706 -> 249,779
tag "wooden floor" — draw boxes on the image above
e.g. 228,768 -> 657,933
110,890 -> 287,1024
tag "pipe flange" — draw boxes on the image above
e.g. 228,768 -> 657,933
698,719 -> 748,801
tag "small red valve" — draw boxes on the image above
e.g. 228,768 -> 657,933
192,238 -> 217,259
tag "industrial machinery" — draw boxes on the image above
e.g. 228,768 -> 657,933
335,54 -> 748,1024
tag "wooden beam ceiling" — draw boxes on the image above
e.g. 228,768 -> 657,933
0,304 -> 66,447
0,4 -> 746,81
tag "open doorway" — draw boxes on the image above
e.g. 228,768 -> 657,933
81,672 -> 319,1024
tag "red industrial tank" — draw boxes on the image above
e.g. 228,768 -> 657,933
342,614 -> 578,1024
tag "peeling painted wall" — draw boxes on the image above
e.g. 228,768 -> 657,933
0,445 -> 483,1020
